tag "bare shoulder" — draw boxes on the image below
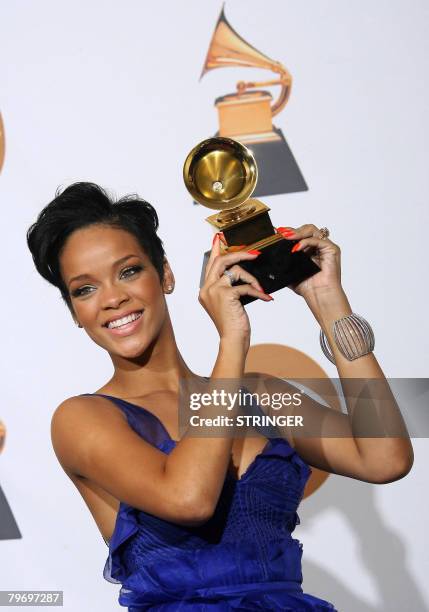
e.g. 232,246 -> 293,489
51,394 -> 127,474
51,394 -> 127,437
52,394 -> 127,424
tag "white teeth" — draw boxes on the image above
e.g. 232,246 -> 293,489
107,311 -> 142,329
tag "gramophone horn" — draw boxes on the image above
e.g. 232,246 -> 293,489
200,6 -> 291,116
183,137 -> 257,211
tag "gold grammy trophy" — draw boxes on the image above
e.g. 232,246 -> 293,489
183,137 -> 319,304
200,6 -> 307,197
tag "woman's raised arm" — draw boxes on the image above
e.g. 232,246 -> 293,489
273,224 -> 414,483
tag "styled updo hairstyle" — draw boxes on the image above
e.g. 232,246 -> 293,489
27,182 -> 166,311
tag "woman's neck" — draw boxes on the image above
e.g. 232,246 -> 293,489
101,313 -> 196,398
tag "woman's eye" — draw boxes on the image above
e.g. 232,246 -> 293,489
70,265 -> 143,298
120,265 -> 143,279
71,286 -> 94,298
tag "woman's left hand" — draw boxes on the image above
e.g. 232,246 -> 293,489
277,224 -> 342,300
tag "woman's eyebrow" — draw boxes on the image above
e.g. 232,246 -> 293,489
68,254 -> 140,286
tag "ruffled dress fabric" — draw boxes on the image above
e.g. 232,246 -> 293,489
83,393 -> 336,611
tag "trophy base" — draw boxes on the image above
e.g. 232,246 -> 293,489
200,237 -> 320,305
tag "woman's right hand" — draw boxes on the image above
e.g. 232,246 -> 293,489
198,234 -> 272,349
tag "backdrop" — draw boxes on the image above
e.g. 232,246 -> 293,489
0,1 -> 428,610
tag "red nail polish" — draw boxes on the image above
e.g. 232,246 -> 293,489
291,242 -> 301,253
280,230 -> 295,237
212,233 -> 220,246
277,226 -> 293,232
247,249 -> 261,255
256,286 -> 273,299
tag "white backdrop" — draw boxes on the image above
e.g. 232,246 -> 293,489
0,0 -> 428,610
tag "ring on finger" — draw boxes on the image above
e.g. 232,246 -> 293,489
318,227 -> 330,240
223,269 -> 236,286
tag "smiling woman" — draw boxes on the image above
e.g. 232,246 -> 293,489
27,184 -> 176,361
26,182 -> 412,612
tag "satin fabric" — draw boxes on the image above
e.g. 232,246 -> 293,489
81,393 -> 336,611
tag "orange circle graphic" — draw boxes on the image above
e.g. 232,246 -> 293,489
245,343 -> 341,499
0,114 -> 5,452
0,113 -> 5,173
0,419 -> 5,454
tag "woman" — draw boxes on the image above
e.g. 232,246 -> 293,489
27,182 -> 413,611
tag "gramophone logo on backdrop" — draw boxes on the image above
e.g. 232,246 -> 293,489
0,113 -> 21,541
200,5 -> 307,197
1,416 -> 22,541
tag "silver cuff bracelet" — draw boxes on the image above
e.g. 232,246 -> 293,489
320,313 -> 375,364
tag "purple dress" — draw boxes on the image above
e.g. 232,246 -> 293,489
82,393 -> 336,611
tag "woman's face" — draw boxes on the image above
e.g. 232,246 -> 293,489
59,224 -> 174,359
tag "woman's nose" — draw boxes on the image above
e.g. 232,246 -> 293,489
101,285 -> 130,309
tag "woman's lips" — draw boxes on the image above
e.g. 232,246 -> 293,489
105,311 -> 144,337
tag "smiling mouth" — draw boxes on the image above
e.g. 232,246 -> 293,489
104,310 -> 144,330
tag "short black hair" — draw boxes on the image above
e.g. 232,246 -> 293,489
27,182 -> 166,311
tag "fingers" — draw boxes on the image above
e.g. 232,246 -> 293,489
277,223 -> 329,241
300,223 -> 323,238
220,264 -> 265,294
277,223 -> 320,239
205,248 -> 261,287
204,233 -> 223,281
202,236 -> 272,300
277,225 -> 339,252
289,236 -> 340,255
228,283 -> 273,302
205,232 -> 243,280
200,275 -> 272,305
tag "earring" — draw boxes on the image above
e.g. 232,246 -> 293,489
165,284 -> 174,293
76,321 -> 82,328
